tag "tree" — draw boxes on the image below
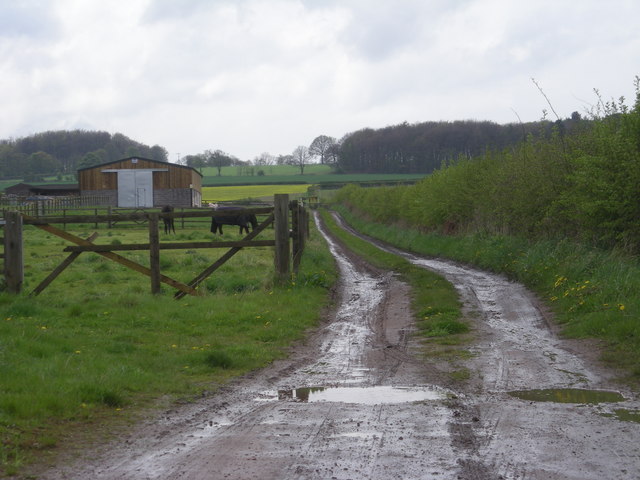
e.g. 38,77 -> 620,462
292,145 -> 311,175
253,152 -> 275,166
309,135 -> 336,165
150,145 -> 169,162
26,151 -> 60,176
185,154 -> 207,173
206,149 -> 235,176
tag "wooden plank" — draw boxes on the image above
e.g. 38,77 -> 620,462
23,215 -> 197,296
149,214 -> 161,294
63,240 -> 276,252
175,213 -> 274,299
21,207 -> 274,225
31,232 -> 99,296
273,194 -> 290,282
3,211 -> 23,294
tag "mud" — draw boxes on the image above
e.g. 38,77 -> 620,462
28,212 -> 640,480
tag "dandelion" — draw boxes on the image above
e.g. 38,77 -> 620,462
40,326 -> 47,330
171,344 -> 177,348
619,304 -> 626,311
75,350 -> 81,354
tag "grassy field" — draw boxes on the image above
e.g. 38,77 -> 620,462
202,184 -> 312,202
0,221 -> 337,475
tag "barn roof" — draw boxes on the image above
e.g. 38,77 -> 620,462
77,156 -> 202,177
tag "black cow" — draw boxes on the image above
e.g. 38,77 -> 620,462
210,207 -> 258,235
161,205 -> 175,234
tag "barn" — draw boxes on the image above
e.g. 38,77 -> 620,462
78,157 -> 202,208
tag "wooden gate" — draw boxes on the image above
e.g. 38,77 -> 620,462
2,194 -> 308,298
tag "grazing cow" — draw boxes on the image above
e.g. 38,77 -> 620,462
161,205 -> 175,234
210,206 -> 258,235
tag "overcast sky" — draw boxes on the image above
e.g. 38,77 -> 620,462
1,0 -> 638,162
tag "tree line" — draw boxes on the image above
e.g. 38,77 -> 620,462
0,130 -> 168,181
335,115 -> 585,174
0,112 -> 589,182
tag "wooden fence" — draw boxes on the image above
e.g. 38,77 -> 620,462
1,194 -> 309,298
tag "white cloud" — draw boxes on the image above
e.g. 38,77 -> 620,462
0,0 -> 638,160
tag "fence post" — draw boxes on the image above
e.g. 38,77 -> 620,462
291,201 -> 306,274
148,213 -> 161,294
273,194 -> 290,282
4,211 -> 24,294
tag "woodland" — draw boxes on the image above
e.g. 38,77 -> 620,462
1,115 -> 586,182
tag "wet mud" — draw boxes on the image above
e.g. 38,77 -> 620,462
30,212 -> 640,480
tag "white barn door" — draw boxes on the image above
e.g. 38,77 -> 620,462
117,170 -> 154,207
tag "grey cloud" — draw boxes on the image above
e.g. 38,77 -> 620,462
0,1 -> 59,38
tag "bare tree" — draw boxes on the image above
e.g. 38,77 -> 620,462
309,135 -> 337,165
253,152 -> 275,166
292,145 -> 311,175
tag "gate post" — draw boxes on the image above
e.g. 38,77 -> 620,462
148,213 -> 161,294
4,211 -> 24,294
273,194 -> 290,282
291,201 -> 306,274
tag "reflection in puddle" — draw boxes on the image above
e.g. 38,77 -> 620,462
508,388 -> 624,404
274,385 -> 450,405
602,409 -> 640,423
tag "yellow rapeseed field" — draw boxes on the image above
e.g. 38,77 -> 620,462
202,184 -> 312,202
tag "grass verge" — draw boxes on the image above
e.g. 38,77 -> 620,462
318,210 -> 465,344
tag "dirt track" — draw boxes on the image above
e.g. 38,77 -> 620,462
31,212 -> 640,480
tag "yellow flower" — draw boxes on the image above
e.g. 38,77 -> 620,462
619,304 -> 626,311
75,350 -> 81,354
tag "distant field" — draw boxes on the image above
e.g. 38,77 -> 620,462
0,163 -> 426,192
202,184 -> 312,202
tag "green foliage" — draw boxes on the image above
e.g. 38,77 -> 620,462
335,78 -> 640,254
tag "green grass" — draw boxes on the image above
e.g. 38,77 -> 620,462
332,204 -> 640,383
0,222 -> 337,475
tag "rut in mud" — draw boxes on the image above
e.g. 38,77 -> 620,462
31,212 -> 640,480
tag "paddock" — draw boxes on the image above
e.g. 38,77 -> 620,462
1,194 -> 309,298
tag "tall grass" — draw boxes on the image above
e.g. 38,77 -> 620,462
0,223 -> 337,475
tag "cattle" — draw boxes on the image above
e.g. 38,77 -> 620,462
210,206 -> 258,235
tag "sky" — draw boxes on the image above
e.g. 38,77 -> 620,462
1,0 -> 638,163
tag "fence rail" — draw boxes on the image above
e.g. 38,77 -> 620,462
2,194 -> 308,297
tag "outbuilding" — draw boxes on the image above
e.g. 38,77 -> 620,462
78,157 -> 202,208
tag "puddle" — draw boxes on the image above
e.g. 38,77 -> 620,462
508,388 -> 625,404
265,385 -> 450,405
602,408 -> 640,423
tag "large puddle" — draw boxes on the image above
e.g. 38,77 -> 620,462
258,385 -> 452,405
508,388 -> 625,404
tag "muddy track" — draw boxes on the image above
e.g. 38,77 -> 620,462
29,212 -> 640,480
